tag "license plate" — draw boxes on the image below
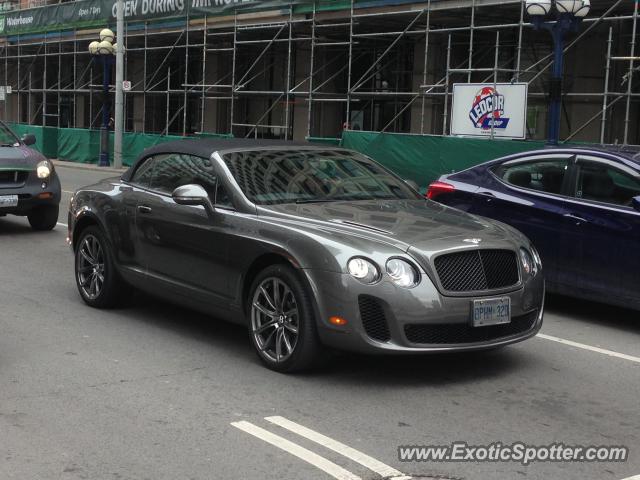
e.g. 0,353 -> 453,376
0,195 -> 18,208
472,297 -> 511,327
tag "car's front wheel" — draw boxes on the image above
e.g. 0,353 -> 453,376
27,205 -> 59,231
248,264 -> 322,373
75,226 -> 127,308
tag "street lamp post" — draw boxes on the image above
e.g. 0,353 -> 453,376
525,0 -> 590,145
89,29 -> 117,167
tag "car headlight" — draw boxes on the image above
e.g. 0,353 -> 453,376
519,248 -> 537,277
530,245 -> 542,271
386,258 -> 419,288
36,160 -> 52,179
347,257 -> 380,284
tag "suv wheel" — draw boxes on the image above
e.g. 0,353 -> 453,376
27,205 -> 59,231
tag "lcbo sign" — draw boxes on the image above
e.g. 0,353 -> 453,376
451,83 -> 528,139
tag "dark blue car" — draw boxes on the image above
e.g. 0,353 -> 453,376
427,146 -> 640,310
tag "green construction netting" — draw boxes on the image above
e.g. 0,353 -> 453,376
306,136 -> 341,146
7,124 -> 550,183
7,124 -> 235,167
341,130 -> 549,190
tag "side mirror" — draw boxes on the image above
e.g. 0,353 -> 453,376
21,133 -> 36,146
632,195 -> 640,212
172,184 -> 214,213
405,179 -> 420,192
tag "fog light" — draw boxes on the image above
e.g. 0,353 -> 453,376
329,316 -> 348,326
41,182 -> 47,189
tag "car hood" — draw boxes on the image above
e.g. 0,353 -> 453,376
0,146 -> 43,169
259,199 -> 522,254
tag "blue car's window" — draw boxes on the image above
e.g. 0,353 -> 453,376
222,149 -> 420,205
495,158 -> 569,195
576,161 -> 640,207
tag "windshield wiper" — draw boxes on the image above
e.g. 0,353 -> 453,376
294,199 -> 337,204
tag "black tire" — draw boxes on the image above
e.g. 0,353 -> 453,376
74,225 -> 128,309
27,204 -> 59,231
248,264 -> 322,373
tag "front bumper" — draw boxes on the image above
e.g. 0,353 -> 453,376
305,268 -> 544,354
0,171 -> 61,216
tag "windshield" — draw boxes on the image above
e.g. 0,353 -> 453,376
0,122 -> 19,146
222,149 -> 420,205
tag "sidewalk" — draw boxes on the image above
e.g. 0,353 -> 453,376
53,159 -> 128,174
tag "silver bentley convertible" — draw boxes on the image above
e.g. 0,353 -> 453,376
68,139 -> 544,372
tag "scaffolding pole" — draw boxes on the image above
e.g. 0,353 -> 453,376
600,26 -> 613,144
623,0 -> 638,145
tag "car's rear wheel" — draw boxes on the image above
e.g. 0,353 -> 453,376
75,226 -> 127,308
248,264 -> 322,373
27,205 -> 59,231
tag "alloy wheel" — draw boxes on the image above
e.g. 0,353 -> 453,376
251,277 -> 300,363
77,234 -> 105,300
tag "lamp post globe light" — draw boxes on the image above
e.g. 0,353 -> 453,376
88,28 -> 116,167
525,0 -> 591,145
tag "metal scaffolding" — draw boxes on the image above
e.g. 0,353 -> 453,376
0,0 -> 638,145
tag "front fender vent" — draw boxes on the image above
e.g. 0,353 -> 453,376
358,295 -> 391,342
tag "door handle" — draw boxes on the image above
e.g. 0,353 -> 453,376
563,213 -> 587,223
478,191 -> 495,201
137,205 -> 152,214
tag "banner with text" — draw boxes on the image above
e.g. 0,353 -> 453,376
0,0 -> 317,35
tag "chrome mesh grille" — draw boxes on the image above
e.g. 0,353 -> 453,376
434,249 -> 519,292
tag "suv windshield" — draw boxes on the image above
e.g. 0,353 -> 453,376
222,149 -> 419,205
0,122 -> 19,146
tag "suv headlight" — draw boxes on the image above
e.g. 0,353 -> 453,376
386,258 -> 419,288
519,248 -> 538,276
36,160 -> 52,179
347,257 -> 380,284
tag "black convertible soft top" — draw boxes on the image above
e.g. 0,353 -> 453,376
122,137 -> 329,181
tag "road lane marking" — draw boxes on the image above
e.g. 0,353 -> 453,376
620,475 -> 640,480
538,333 -> 640,364
266,416 -> 411,480
231,421 -> 361,480
62,190 -> 74,194
57,222 -> 68,228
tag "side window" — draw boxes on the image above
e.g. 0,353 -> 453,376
575,160 -> 640,207
495,158 -> 569,195
150,154 -> 196,195
150,153 -> 233,208
130,156 -> 155,187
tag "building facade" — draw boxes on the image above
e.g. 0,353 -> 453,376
0,0 -> 638,145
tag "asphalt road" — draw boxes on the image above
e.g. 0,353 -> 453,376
1,164 -> 638,480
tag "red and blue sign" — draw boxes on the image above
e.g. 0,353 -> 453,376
468,86 -> 510,130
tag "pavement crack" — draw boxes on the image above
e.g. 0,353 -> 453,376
87,366 -> 207,389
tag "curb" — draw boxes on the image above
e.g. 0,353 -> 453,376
53,159 -> 128,174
